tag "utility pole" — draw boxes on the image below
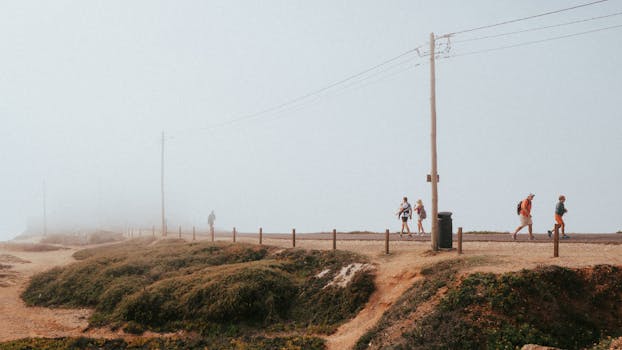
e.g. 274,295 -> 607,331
161,131 -> 166,237
429,32 -> 439,251
42,180 -> 47,236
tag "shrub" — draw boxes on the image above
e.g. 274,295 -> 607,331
22,240 -> 374,339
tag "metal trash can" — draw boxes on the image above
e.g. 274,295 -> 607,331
438,212 -> 453,248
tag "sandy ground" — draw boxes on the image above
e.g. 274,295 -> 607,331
1,235 -> 622,349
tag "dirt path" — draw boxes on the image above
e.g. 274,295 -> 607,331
2,236 -> 622,348
0,247 -> 93,341
324,250 -> 421,350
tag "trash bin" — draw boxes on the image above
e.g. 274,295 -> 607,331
438,212 -> 453,248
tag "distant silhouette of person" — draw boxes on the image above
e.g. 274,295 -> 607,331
415,199 -> 427,235
548,195 -> 569,239
208,210 -> 216,232
513,193 -> 535,241
397,197 -> 412,239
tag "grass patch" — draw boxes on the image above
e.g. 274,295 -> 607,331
355,260 -> 622,350
0,243 -> 65,252
400,265 -> 622,349
0,335 -> 325,350
22,240 -> 375,339
40,231 -> 125,246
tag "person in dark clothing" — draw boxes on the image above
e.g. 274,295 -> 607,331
548,195 -> 569,239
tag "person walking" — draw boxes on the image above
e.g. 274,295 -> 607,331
397,197 -> 412,239
208,210 -> 216,234
415,199 -> 427,235
512,193 -> 535,240
548,195 -> 569,239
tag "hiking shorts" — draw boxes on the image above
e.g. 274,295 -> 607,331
520,215 -> 532,226
401,216 -> 409,223
555,214 -> 564,226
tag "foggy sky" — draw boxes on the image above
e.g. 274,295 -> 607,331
1,0 -> 621,241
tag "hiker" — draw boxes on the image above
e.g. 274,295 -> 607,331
548,195 -> 569,239
208,210 -> 216,233
512,193 -> 535,240
397,197 -> 412,239
415,199 -> 427,235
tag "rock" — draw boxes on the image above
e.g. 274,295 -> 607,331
521,345 -> 561,350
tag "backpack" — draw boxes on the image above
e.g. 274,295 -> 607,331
420,207 -> 427,219
516,201 -> 522,215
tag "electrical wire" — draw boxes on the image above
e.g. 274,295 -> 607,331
441,23 -> 622,59
444,0 -> 610,37
453,11 -> 622,43
202,46 -> 425,131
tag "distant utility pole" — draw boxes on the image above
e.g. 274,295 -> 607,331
161,131 -> 167,237
42,180 -> 47,236
429,32 -> 439,251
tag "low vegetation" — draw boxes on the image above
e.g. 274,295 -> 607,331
40,231 -> 125,246
356,260 -> 622,350
20,239 -> 375,348
0,242 -> 65,252
0,335 -> 325,350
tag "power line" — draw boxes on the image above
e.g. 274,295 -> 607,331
444,0 -> 610,37
442,23 -> 622,59
243,56 -> 425,126
202,46 -> 425,131
453,11 -> 622,43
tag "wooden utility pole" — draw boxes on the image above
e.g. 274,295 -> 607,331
161,131 -> 167,237
430,32 -> 440,251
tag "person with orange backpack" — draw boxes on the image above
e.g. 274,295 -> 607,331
512,193 -> 535,241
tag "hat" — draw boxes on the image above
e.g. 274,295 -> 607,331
528,193 -> 535,197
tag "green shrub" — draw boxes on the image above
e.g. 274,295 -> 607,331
403,265 -> 622,349
0,336 -> 325,350
22,240 -> 374,339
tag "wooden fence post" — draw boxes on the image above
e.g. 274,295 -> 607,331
178,225 -> 182,239
457,227 -> 463,255
332,229 -> 337,251
554,224 -> 560,257
233,227 -> 236,242
193,226 -> 196,241
259,227 -> 263,245
385,229 -> 390,255
292,228 -> 296,247
211,227 -> 214,242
